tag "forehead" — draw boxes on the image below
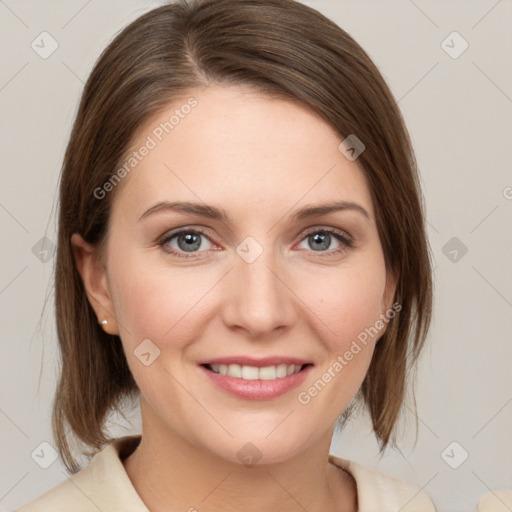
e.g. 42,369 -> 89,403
111,84 -> 374,223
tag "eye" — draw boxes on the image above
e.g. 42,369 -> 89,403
158,228 -> 215,259
158,226 -> 354,260
297,227 -> 353,257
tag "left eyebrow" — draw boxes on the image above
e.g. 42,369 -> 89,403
138,200 -> 371,223
290,201 -> 371,222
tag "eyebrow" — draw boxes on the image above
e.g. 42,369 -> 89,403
138,200 -> 371,223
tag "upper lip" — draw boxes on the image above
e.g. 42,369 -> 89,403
199,356 -> 313,367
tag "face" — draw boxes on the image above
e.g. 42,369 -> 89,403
75,83 -> 397,465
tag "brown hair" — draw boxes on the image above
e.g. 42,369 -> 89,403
53,0 -> 433,473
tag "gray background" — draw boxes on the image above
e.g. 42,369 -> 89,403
0,1 -> 511,510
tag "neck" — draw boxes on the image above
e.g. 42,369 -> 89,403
122,403 -> 357,512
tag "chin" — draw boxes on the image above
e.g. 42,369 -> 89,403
192,424 -> 315,467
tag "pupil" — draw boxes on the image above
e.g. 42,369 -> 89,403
311,233 -> 329,251
179,233 -> 201,252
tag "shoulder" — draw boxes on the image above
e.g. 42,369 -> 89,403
478,489 -> 512,511
14,436 -> 146,512
329,454 -> 437,512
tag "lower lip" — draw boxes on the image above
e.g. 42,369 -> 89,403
199,365 -> 313,400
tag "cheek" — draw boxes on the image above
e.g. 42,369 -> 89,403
108,252 -> 212,350
109,262 -> 212,397
293,259 -> 387,418
301,256 -> 388,350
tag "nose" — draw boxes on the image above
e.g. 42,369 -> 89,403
221,247 -> 297,339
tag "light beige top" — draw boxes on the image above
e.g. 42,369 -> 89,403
15,435 -> 437,511
477,489 -> 512,511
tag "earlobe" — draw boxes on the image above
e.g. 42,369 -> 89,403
70,233 -> 119,334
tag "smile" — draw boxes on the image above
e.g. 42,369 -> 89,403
199,361 -> 313,400
206,363 -> 305,380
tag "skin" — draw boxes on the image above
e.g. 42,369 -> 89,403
72,83 -> 397,512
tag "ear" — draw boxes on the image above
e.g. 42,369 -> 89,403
70,233 -> 119,335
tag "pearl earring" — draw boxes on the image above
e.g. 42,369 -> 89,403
100,320 -> 108,326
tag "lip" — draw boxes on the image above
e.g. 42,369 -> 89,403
198,362 -> 313,400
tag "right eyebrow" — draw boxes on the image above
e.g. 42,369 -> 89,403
139,201 -> 229,222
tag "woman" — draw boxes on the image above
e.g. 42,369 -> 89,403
16,0 -> 435,510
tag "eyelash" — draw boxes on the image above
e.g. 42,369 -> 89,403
158,226 -> 354,260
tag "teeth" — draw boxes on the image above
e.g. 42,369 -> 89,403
259,366 -> 276,380
227,364 -> 242,378
276,364 -> 288,378
209,363 -> 303,380
241,365 -> 259,380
